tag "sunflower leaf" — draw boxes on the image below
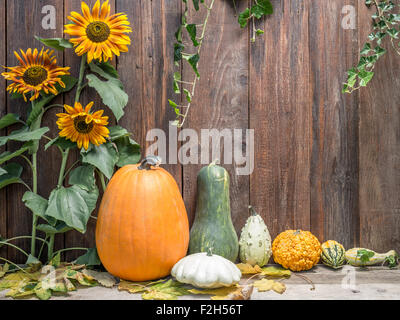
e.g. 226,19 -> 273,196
86,73 -> 128,121
44,136 -> 77,151
115,137 -> 141,167
0,113 -> 22,130
0,163 -> 24,190
22,191 -> 57,225
0,127 -> 49,147
81,142 -> 118,179
74,248 -> 101,267
34,36 -> 73,51
44,185 -> 99,233
0,142 -> 31,166
68,165 -> 96,191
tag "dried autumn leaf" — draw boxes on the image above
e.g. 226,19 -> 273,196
0,263 -> 9,279
118,279 -> 166,294
236,263 -> 263,274
0,271 -> 38,290
189,284 -> 253,300
141,280 -> 189,300
82,269 -> 116,288
260,266 -> 291,278
253,278 -> 286,294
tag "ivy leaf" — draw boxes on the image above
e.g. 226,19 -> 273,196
0,127 -> 49,147
183,53 -> 200,78
186,24 -> 199,47
34,36 -> 73,51
357,249 -> 375,263
0,163 -> 23,190
358,70 -> 374,87
81,143 -> 118,179
68,165 -> 96,191
74,248 -> 101,267
0,113 -> 22,130
238,8 -> 251,28
174,42 -> 185,62
86,73 -> 128,121
183,89 -> 192,102
44,185 -> 99,233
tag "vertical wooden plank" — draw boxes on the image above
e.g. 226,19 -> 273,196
249,0 -> 311,239
309,1 -> 360,248
63,0 -> 116,261
183,0 -> 250,231
0,0 -> 7,258
118,0 -> 182,188
6,0 -> 64,263
358,4 -> 400,251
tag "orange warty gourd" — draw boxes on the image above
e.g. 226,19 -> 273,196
95,156 -> 190,281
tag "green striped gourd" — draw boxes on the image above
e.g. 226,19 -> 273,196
239,206 -> 272,267
320,240 -> 345,269
345,248 -> 398,267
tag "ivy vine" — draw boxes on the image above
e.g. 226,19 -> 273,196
343,0 -> 400,93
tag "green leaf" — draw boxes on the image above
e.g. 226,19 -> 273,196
22,191 -> 56,225
360,42 -> 371,55
0,114 -> 22,130
238,8 -> 251,28
256,29 -> 265,35
90,61 -> 119,79
86,74 -> 128,121
0,163 -> 23,190
69,165 -> 96,191
183,89 -> 192,102
186,24 -> 199,47
358,70 -> 374,87
174,42 -> 185,62
254,0 -> 274,16
183,53 -> 200,78
0,127 -> 49,147
142,280 -> 190,300
109,126 -> 131,141
81,143 -> 118,179
357,249 -> 375,263
74,248 -> 101,267
44,136 -> 77,151
44,186 -> 99,233
35,36 -> 73,51
0,143 -> 31,166
115,137 -> 141,167
36,222 -> 72,235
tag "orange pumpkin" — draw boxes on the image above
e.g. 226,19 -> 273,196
95,156 -> 189,281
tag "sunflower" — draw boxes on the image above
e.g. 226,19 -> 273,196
64,0 -> 132,63
57,102 -> 110,150
1,48 -> 70,102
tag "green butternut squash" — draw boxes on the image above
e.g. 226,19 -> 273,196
188,162 -> 239,262
345,248 -> 399,267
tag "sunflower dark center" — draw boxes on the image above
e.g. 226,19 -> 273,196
22,66 -> 48,86
86,21 -> 110,43
74,116 -> 94,134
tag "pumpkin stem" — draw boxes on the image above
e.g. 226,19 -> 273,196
248,205 -> 257,216
139,156 -> 162,170
207,247 -> 213,256
209,159 -> 219,166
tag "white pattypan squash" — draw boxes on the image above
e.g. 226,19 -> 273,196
239,206 -> 272,266
171,250 -> 242,289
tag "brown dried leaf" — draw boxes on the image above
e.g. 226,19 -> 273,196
189,284 -> 253,300
253,278 -> 286,294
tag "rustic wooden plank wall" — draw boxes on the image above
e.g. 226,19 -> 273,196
0,0 -> 399,262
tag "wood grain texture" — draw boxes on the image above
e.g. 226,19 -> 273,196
6,0 -> 64,262
249,0 -> 311,239
182,0 -> 250,232
117,0 -> 182,188
0,0 -> 6,258
309,1 -> 360,248
358,3 -> 400,252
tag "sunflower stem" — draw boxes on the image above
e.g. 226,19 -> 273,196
47,235 -> 55,261
75,54 -> 87,103
57,149 -> 70,188
99,171 -> 107,192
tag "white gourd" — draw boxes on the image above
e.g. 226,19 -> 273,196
239,206 -> 272,266
171,249 -> 242,289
